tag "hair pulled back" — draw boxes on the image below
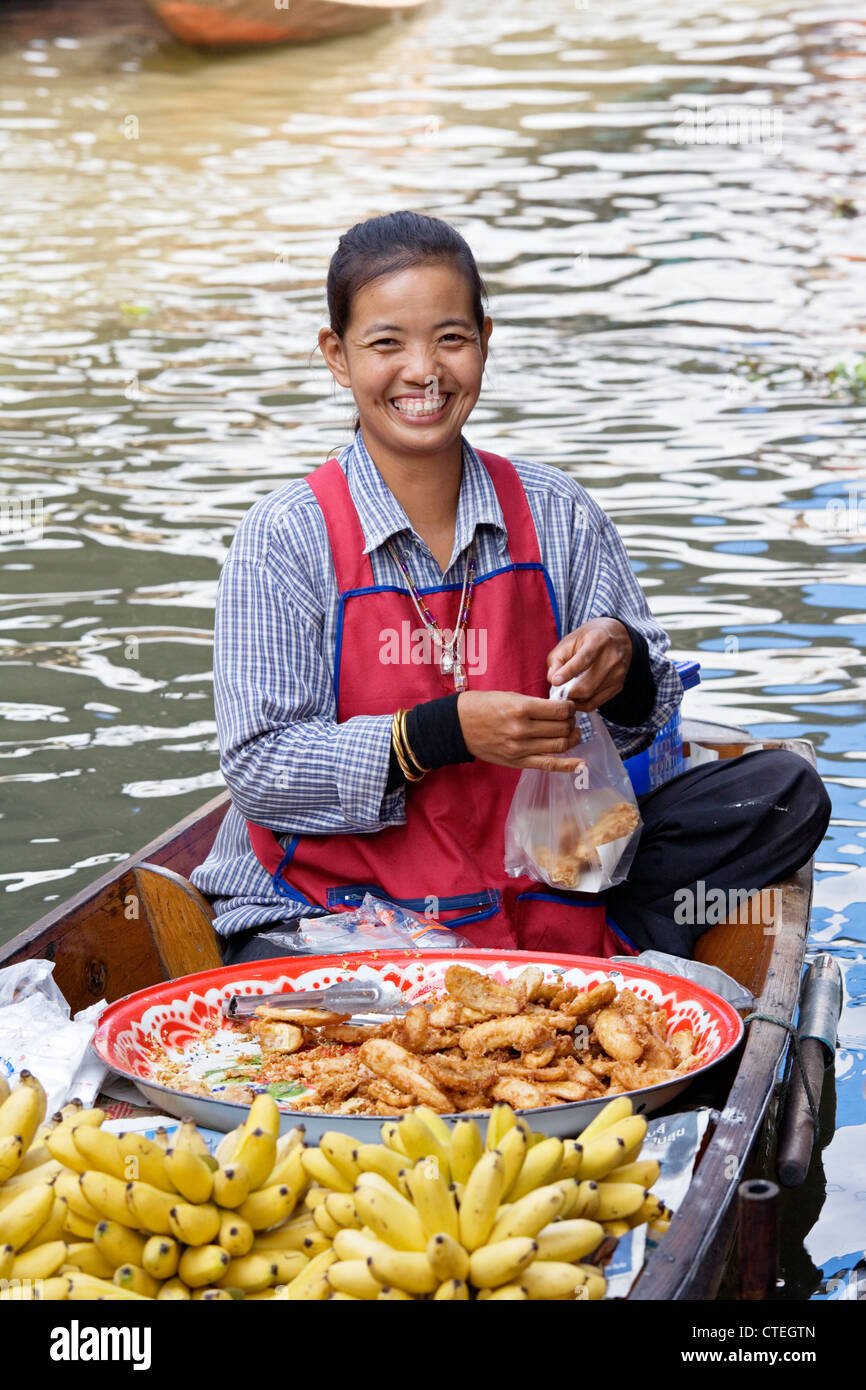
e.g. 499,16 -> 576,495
325,212 -> 489,434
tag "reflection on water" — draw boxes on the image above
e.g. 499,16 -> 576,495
1,0 -> 865,1299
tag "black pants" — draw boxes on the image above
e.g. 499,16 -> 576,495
220,749 -> 831,965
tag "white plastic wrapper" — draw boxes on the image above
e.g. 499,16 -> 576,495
0,959 -> 107,1112
504,705 -> 643,893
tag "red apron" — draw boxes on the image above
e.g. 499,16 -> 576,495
245,449 -> 638,957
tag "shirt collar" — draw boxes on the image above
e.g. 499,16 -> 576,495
340,426 -> 509,572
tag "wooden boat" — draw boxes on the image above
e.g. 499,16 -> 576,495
140,0 -> 430,49
0,730 -> 816,1300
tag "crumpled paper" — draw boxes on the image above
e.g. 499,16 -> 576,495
0,959 -> 107,1112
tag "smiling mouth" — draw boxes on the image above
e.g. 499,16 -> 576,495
388,393 -> 452,418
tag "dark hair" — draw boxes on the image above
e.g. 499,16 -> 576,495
325,212 -> 489,434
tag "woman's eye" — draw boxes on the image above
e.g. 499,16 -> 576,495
371,337 -> 398,347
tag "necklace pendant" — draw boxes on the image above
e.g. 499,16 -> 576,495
440,648 -> 454,674
453,661 -> 467,692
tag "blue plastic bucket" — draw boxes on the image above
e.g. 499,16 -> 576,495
623,660 -> 701,796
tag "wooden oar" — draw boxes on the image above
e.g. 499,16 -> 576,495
776,954 -> 842,1188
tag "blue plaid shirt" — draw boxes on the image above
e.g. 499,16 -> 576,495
190,428 -> 683,936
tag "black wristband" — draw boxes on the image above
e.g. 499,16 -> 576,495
597,617 -> 657,727
384,694 -> 475,791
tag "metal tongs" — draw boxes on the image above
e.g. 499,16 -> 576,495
222,978 -> 407,1022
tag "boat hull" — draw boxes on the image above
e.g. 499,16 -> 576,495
142,0 -> 427,48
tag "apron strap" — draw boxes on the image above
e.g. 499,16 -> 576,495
306,457 -> 373,594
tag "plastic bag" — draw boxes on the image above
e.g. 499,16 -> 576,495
0,960 -> 107,1112
295,894 -> 473,953
504,708 -> 643,893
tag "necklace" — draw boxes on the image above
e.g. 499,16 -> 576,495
386,536 -> 477,691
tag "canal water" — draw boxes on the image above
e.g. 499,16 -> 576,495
1,0 -> 864,1298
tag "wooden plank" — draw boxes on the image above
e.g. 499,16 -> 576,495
133,864 -> 224,978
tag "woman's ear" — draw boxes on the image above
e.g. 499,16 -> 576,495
318,326 -> 351,389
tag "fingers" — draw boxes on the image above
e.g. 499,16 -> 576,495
547,627 -> 604,684
517,755 -> 586,773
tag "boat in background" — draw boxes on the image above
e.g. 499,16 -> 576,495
141,0 -> 430,49
0,728 -> 818,1299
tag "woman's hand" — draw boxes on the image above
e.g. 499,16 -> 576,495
456,691 -> 583,772
546,618 -> 632,711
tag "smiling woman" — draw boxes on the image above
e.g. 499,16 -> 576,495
188,211 -> 830,964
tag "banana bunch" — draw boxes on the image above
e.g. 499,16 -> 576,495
1,1087 -> 315,1301
281,1097 -> 672,1301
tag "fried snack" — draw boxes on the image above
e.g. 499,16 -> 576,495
444,965 -> 524,1016
156,963 -> 704,1117
531,800 -> 640,887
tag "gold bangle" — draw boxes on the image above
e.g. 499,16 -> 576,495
397,706 -> 430,775
395,710 -> 425,781
392,711 -> 424,782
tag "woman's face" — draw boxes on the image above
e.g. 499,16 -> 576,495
319,260 -> 492,462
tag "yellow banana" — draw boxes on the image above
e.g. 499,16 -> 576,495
332,1227 -> 380,1263
426,1232 -> 470,1282
574,1263 -> 607,1300
353,1182 -> 428,1253
534,1218 -> 606,1262
244,1093 -> 281,1142
273,1248 -> 336,1301
93,1219 -> 147,1269
124,1180 -> 176,1235
177,1243 -> 232,1289
557,1138 -> 584,1181
303,1186 -> 330,1211
495,1125 -> 529,1200
594,1182 -> 647,1223
60,1207 -> 96,1242
164,1148 -> 214,1204
0,1072 -> 46,1151
353,1144 -> 409,1192
448,1119 -> 483,1186
602,1220 -> 631,1238
458,1149 -> 505,1252
172,1117 -> 213,1159
380,1121 -> 410,1157
312,1204 -> 340,1238
468,1236 -> 537,1289
116,1133 -> 175,1191
215,1252 -> 279,1293
478,1282 -> 528,1300
319,1131 -> 362,1185
0,1160 -> 62,1209
19,1196 -> 67,1252
45,1124 -> 90,1176
63,1242 -> 115,1279
433,1278 -> 469,1300
365,1241 -> 438,1296
192,1288 -> 235,1301
236,1183 -> 297,1232
607,1158 -> 661,1189
376,1285 -> 414,1300
142,1235 -> 180,1280
68,1107 -> 105,1128
78,1173 -> 139,1229
577,1096 -> 634,1143
11,1240 -> 67,1280
323,1192 -> 361,1231
521,1260 -> 589,1299
627,1193 -> 666,1228
269,1145 -> 308,1196
300,1146 -> 353,1194
252,1212 -> 317,1253
300,1230 -> 333,1257
14,1139 -> 57,1176
212,1163 -> 252,1209
569,1180 -> 601,1219
218,1210 -> 255,1257
485,1102 -> 517,1151
53,1171 -> 102,1223
156,1277 -> 191,1300
114,1264 -> 161,1299
508,1137 -> 564,1202
488,1183 -> 567,1242
325,1259 -> 382,1300
404,1159 -> 459,1242
394,1113 -> 451,1183
213,1126 -> 243,1167
232,1127 -> 276,1191
65,1273 -> 151,1301
71,1125 -> 126,1180
269,1250 -> 308,1285
0,1182 -> 55,1250
649,1216 -> 671,1237
168,1202 -> 221,1246
0,1136 -> 25,1184
0,1075 -> 8,1106
412,1107 -> 454,1149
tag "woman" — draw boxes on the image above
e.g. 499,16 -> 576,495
190,212 -> 830,965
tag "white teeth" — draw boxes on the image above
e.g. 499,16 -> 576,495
391,395 -> 448,415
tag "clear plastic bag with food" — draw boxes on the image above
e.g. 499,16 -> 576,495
504,708 -> 643,893
295,894 -> 473,952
